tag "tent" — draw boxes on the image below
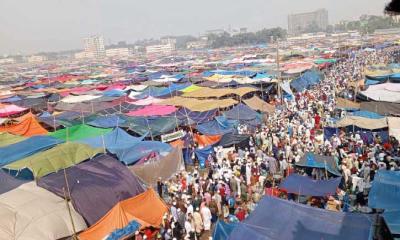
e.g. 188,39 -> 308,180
383,210 -> 400,236
196,116 -> 236,136
349,110 -> 384,119
0,136 -> 63,167
0,132 -> 26,147
87,115 -> 126,128
368,170 -> 400,211
279,174 -> 341,196
224,103 -> 258,121
296,152 -> 341,176
0,170 -> 28,194
124,116 -> 177,136
182,87 -> 257,98
48,124 -> 112,141
130,147 -> 184,186
194,133 -> 222,147
195,145 -> 214,168
79,189 -> 168,240
336,97 -> 360,110
0,113 -> 48,136
228,196 -> 375,240
388,117 -> 400,140
0,182 -> 87,240
160,96 -> 238,112
213,220 -> 237,240
175,108 -> 217,125
290,70 -> 322,92
243,96 -> 275,113
112,141 -> 172,165
4,142 -> 102,179
38,154 -> 145,225
360,101 -> 400,115
126,104 -> 177,117
0,104 -> 27,117
335,116 -> 388,130
219,133 -> 250,148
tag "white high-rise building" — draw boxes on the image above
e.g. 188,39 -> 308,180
83,36 -> 105,58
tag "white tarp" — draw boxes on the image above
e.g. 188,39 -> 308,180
0,182 -> 87,240
61,94 -> 101,103
388,117 -> 400,140
360,83 -> 400,102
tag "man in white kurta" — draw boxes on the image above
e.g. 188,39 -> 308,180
200,205 -> 212,231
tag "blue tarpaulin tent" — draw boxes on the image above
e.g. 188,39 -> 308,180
383,211 -> 400,236
195,145 -> 213,168
279,174 -> 341,196
368,170 -> 400,211
196,119 -> 234,135
224,103 -> 258,121
0,170 -> 29,194
87,115 -> 127,128
0,136 -> 63,166
296,152 -> 341,176
228,196 -> 375,240
213,220 -> 237,240
107,221 -> 141,240
175,108 -> 217,125
290,70 -> 322,92
349,111 -> 384,119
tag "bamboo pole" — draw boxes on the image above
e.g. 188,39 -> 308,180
62,168 -> 78,240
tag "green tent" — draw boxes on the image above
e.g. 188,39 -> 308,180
4,142 -> 103,178
48,124 -> 112,141
0,133 -> 26,147
314,59 -> 337,64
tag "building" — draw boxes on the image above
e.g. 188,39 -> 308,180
288,9 -> 328,35
27,55 -> 47,63
0,58 -> 15,65
83,36 -> 105,58
146,43 -> 176,55
186,40 -> 208,49
105,48 -> 131,58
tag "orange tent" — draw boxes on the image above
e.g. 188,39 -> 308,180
0,112 -> 48,137
194,133 -> 221,147
170,139 -> 185,148
79,189 -> 168,240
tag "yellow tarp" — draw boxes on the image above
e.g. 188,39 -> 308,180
79,189 -> 167,240
0,132 -> 26,147
160,96 -> 238,111
336,97 -> 360,109
180,85 -> 204,93
243,96 -> 275,113
182,87 -> 257,98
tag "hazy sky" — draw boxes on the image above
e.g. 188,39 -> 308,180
0,0 -> 389,55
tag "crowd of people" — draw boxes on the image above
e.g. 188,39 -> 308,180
133,47 -> 400,240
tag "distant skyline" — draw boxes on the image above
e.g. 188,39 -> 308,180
0,0 -> 389,55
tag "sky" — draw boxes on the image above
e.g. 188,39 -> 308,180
0,0 -> 390,55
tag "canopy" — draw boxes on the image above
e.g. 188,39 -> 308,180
0,170 -> 28,194
290,70 -> 321,92
48,124 -> 112,141
4,142 -> 102,179
87,115 -> 126,128
126,105 -> 177,117
335,116 -> 388,129
0,132 -> 26,147
0,136 -> 63,167
336,97 -> 360,110
125,116 -> 177,136
0,113 -> 48,136
224,103 -> 258,121
383,210 -> 400,236
160,96 -> 238,111
349,110 -> 384,119
38,154 -> 145,225
296,152 -> 341,176
279,174 -> 341,196
0,104 -> 27,117
182,87 -> 257,98
194,134 -> 222,147
0,182 -> 87,240
79,189 -> 168,240
196,119 -> 234,136
368,170 -> 400,211
130,147 -> 184,186
219,133 -> 250,147
113,141 -> 172,165
360,101 -> 400,115
175,108 -> 217,125
243,96 -> 275,113
228,196 -> 374,240
213,220 -> 237,240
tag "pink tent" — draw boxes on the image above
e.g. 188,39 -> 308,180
126,105 -> 177,117
0,104 -> 27,117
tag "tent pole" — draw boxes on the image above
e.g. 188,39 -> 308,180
62,168 -> 78,240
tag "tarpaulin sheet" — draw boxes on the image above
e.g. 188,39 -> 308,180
125,116 -> 177,136
106,221 -> 140,240
0,104 -> 27,117
87,115 -> 126,128
213,220 -> 237,240
160,96 -> 238,112
243,96 -> 275,113
335,116 -> 388,130
4,142 -> 103,179
290,70 -> 321,92
112,141 -> 172,165
388,117 -> 400,140
79,189 -> 168,240
175,108 -> 217,125
324,127 -> 339,141
224,103 -> 258,121
182,87 -> 257,98
336,97 -> 360,110
228,196 -> 374,240
0,113 -> 48,136
196,119 -> 234,135
48,124 -> 112,141
0,170 -> 28,194
0,136 -> 63,167
0,182 -> 87,240
126,105 -> 177,117
360,101 -> 400,115
195,145 -> 214,168
38,154 -> 145,225
296,152 -> 341,176
383,210 -> 400,235
219,133 -> 250,147
368,170 -> 400,211
279,174 -> 341,196
0,132 -> 26,147
194,134 -> 222,147
349,110 -> 384,119
130,147 -> 184,186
